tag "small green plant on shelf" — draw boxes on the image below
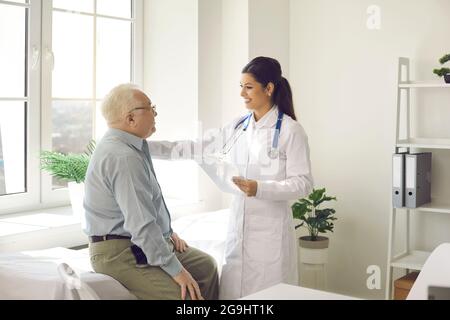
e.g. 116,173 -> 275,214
291,188 -> 337,241
40,140 -> 96,183
433,54 -> 450,83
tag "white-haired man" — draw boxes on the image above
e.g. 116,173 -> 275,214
83,83 -> 218,300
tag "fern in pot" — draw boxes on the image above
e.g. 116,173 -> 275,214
40,140 -> 95,216
292,188 -> 337,264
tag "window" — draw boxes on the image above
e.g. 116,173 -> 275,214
0,0 -> 143,214
0,0 -> 37,211
0,1 -> 28,196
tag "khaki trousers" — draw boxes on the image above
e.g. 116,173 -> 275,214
89,239 -> 219,300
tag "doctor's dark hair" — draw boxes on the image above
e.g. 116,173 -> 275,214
242,56 -> 297,120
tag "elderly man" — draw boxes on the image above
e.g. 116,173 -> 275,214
83,83 -> 219,300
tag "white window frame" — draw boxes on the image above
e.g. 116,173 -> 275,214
0,0 -> 41,214
0,0 -> 143,215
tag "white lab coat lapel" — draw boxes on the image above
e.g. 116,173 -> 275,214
246,107 -> 280,180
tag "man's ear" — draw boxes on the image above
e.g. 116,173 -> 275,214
125,113 -> 136,127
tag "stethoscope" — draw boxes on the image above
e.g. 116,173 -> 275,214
219,109 -> 284,159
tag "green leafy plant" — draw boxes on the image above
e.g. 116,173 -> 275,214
291,188 -> 337,241
40,140 -> 96,183
433,53 -> 450,77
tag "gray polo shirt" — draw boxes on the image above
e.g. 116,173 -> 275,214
83,128 -> 182,277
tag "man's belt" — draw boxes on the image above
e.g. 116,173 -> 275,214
89,234 -> 131,243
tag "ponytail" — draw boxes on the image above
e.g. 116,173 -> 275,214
273,77 -> 296,121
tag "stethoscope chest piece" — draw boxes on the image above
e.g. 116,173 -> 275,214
268,148 -> 279,159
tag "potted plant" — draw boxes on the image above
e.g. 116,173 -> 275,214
292,188 -> 337,265
40,140 -> 95,217
433,53 -> 450,84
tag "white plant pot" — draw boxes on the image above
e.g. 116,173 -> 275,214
299,247 -> 329,264
298,236 -> 329,264
68,181 -> 85,218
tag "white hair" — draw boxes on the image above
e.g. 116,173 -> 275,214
101,83 -> 141,124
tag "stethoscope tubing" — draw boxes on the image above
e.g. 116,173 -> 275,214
220,109 -> 284,158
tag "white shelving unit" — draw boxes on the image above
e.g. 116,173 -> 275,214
398,81 -> 450,88
385,57 -> 450,299
396,138 -> 450,149
390,250 -> 430,270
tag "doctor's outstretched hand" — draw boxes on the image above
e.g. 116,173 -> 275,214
232,177 -> 257,197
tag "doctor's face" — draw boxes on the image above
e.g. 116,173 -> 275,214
240,73 -> 272,112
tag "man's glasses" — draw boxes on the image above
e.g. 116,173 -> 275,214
128,103 -> 157,114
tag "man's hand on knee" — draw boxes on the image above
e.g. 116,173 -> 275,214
170,232 -> 188,253
173,267 -> 204,300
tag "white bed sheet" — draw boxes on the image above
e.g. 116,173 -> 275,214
0,209 -> 229,300
407,243 -> 450,300
172,209 -> 229,274
0,247 -> 136,300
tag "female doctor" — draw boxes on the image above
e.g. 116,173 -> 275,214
218,56 -> 313,299
149,56 -> 313,299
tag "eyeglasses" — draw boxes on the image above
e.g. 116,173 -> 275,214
128,103 -> 157,114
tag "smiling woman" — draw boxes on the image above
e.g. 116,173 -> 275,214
216,57 -> 313,300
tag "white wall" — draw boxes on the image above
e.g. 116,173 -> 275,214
143,0 -> 200,204
220,0 -> 249,125
249,0 -> 290,78
290,0 -> 450,299
198,0 -> 224,211
220,0 -> 290,124
143,0 -> 252,211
